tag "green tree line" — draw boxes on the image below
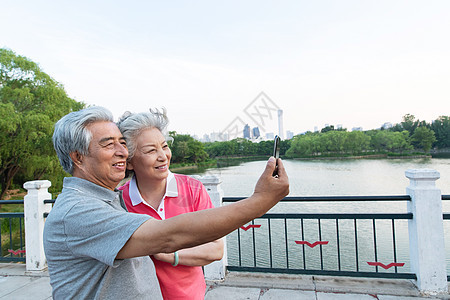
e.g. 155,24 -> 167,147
285,114 -> 446,158
204,138 -> 291,158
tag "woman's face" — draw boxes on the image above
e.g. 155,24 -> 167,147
128,127 -> 172,182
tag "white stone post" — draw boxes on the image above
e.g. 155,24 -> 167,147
23,180 -> 52,272
197,175 -> 227,281
405,169 -> 448,295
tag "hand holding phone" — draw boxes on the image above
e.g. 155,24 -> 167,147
272,135 -> 280,177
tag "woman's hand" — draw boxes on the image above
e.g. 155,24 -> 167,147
152,239 -> 224,267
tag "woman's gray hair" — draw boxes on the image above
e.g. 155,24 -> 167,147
117,108 -> 170,160
53,106 -> 114,174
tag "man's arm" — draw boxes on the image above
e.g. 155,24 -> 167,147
116,157 -> 288,259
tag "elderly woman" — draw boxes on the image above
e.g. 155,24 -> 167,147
117,109 -> 224,300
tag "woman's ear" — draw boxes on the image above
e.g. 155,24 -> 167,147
126,160 -> 134,171
69,151 -> 83,169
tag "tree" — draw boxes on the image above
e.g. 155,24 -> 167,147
401,114 -> 419,136
320,125 -> 334,133
370,130 -> 412,152
430,116 -> 450,148
285,134 -> 313,157
169,132 -> 208,163
345,131 -> 371,154
0,48 -> 84,199
410,126 -> 436,153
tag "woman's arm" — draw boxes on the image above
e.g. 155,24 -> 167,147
153,239 -> 224,266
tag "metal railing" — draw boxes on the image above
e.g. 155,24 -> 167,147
0,200 -> 25,263
2,195 -> 450,282
224,195 -> 417,279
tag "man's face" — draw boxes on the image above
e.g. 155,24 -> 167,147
74,121 -> 128,190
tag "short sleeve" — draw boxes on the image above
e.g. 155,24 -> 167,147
193,179 -> 214,211
63,199 -> 150,266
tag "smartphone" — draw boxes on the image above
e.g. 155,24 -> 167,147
272,135 -> 280,176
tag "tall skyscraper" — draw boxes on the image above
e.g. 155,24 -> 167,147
243,124 -> 251,139
252,127 -> 260,139
277,109 -> 284,139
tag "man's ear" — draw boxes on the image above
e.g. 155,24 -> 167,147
69,151 -> 83,169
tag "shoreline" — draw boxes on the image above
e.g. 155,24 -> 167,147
292,154 -> 432,161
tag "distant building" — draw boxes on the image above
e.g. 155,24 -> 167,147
252,127 -> 260,139
286,130 -> 294,139
277,109 -> 284,139
198,132 -> 226,142
202,134 -> 210,142
381,122 -> 393,130
352,127 -> 363,132
243,124 -> 251,139
314,126 -> 319,133
265,132 -> 275,140
213,131 -> 227,142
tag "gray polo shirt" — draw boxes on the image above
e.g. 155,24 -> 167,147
43,177 -> 163,299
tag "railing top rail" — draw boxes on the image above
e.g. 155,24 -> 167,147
0,212 -> 24,217
442,195 -> 450,200
258,213 -> 413,220
0,200 -> 24,204
223,195 -> 412,202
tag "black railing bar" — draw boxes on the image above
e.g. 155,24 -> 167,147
223,195 -> 412,202
268,219 -> 273,269
284,219 -> 289,269
301,219 -> 306,269
392,219 -> 398,273
0,212 -> 24,218
3,194 -> 446,203
0,199 -> 55,204
19,218 -> 24,256
319,219 -> 324,271
373,219 -> 378,273
354,219 -> 359,272
237,226 -> 242,266
336,219 -> 341,271
0,257 -> 26,262
9,219 -> 13,253
0,200 -> 24,204
252,220 -> 257,267
443,214 -> 450,220
226,266 -> 417,279
257,213 -> 413,220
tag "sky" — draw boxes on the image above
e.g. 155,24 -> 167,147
1,1 -> 450,138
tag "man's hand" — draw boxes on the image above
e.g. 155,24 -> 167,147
254,157 -> 289,200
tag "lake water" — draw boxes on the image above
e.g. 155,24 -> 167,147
193,157 -> 450,197
186,158 -> 450,274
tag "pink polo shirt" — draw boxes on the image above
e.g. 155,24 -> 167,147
119,172 -> 214,300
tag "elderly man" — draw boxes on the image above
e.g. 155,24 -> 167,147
43,106 -> 289,299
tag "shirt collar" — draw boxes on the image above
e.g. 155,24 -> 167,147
63,177 -> 119,203
129,171 -> 178,206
